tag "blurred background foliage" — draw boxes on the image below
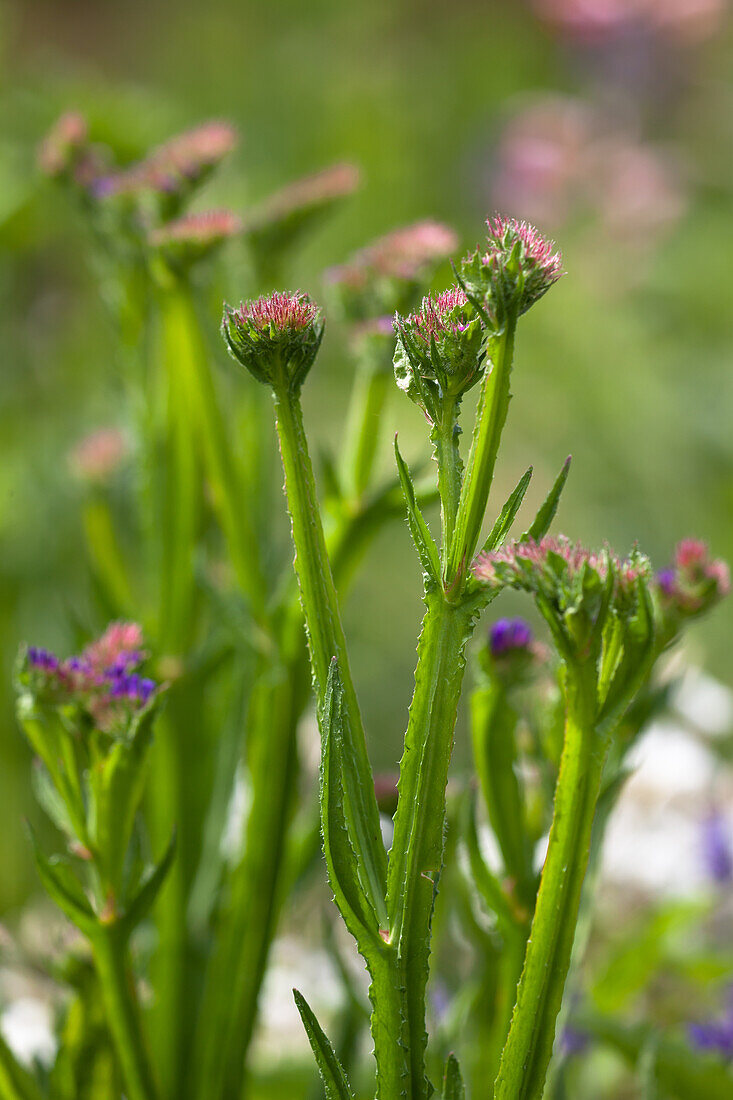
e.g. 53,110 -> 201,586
0,0 -> 731,945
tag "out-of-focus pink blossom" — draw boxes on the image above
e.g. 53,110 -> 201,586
69,428 -> 128,483
532,0 -> 726,43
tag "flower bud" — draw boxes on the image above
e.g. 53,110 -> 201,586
244,162 -> 360,260
325,220 -> 459,321
37,112 -> 90,180
394,287 -> 485,419
222,291 -> 324,392
149,209 -> 242,269
460,215 -> 563,322
18,622 -> 158,736
473,536 -> 650,657
654,538 -> 729,622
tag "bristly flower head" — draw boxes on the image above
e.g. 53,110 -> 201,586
325,220 -> 459,321
461,215 -> 563,323
37,112 -> 90,179
149,209 -> 242,268
245,163 -> 359,238
222,291 -> 324,392
19,623 -> 158,736
654,539 -> 729,622
394,286 -> 485,418
474,536 -> 651,659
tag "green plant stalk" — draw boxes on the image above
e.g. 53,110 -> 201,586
431,399 -> 462,560
270,378 -> 387,916
161,283 -> 267,623
147,285 -> 201,1100
446,317 -> 516,590
342,354 -> 390,504
493,666 -> 607,1100
387,592 -> 475,1098
81,494 -> 134,616
91,926 -> 158,1100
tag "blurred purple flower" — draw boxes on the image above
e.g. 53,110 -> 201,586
489,618 -> 534,657
702,810 -> 733,885
689,989 -> 733,1060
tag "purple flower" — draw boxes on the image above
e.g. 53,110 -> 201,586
561,1025 -> 589,1058
689,990 -> 733,1060
489,618 -> 534,657
27,647 -> 60,673
702,811 -> 733,885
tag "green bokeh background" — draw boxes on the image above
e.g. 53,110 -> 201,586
1,0 -> 732,916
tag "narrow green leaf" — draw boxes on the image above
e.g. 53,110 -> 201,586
320,661 -> 382,943
0,1031 -> 46,1100
522,455 -> 571,542
581,1012 -> 733,1100
461,791 -> 516,938
442,1053 -> 466,1099
30,760 -> 76,839
293,989 -> 354,1099
28,829 -> 97,935
394,436 -> 441,584
119,830 -> 177,937
479,466 -> 533,555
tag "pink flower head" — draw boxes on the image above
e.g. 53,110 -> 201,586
148,121 -> 238,183
38,112 -> 88,178
149,209 -> 242,249
394,286 -> 485,411
20,624 -> 157,735
325,220 -> 459,321
222,291 -> 324,390
656,539 -> 730,617
69,428 -> 128,483
460,215 -> 563,320
246,162 -> 360,230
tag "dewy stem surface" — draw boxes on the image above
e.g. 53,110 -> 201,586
494,667 -> 607,1100
271,380 -> 388,922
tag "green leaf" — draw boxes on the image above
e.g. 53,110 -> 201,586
0,1031 -> 46,1100
471,685 -> 533,904
319,661 -> 383,944
442,1053 -> 465,1099
88,700 -> 160,893
460,791 -> 516,938
522,456 -> 571,542
479,466 -> 533,555
582,1012 -> 733,1100
31,760 -> 76,839
29,829 -> 97,935
293,989 -> 354,1099
119,830 -> 177,937
394,436 -> 441,585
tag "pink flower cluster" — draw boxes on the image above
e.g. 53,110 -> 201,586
397,287 -> 471,346
656,539 -> 730,615
37,111 -> 91,180
483,216 -> 564,287
247,163 -> 360,227
473,535 -> 647,598
69,428 -> 128,482
230,291 -> 321,336
327,220 -> 458,288
149,209 -> 243,248
25,623 -> 157,733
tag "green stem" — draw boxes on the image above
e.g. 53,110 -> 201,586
82,494 -> 134,616
271,381 -> 387,920
446,318 -> 516,590
91,926 -> 158,1100
342,356 -> 390,504
431,399 -> 462,568
493,668 -> 606,1100
387,592 -> 475,1099
161,284 -> 267,624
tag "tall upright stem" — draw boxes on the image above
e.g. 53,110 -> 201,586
92,927 -> 159,1100
494,668 -> 606,1100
